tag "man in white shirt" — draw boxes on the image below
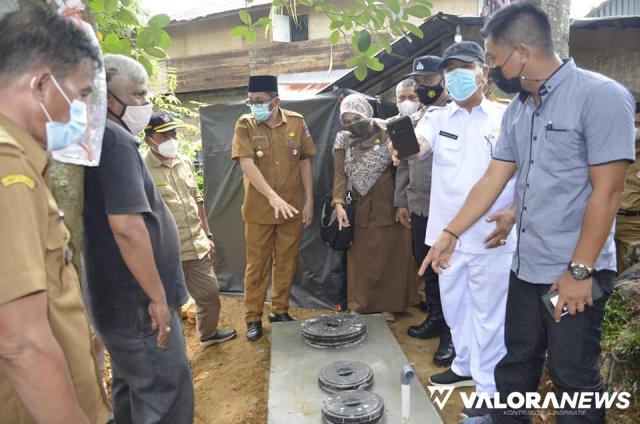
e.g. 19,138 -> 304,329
411,42 -> 517,418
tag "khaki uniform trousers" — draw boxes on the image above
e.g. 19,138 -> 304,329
182,252 -> 221,339
244,219 -> 303,322
615,215 -> 640,274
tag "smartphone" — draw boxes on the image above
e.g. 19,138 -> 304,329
541,277 -> 605,319
387,115 -> 420,160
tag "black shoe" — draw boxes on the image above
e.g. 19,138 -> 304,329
268,312 -> 295,323
433,330 -> 455,367
461,405 -> 493,419
200,328 -> 237,347
246,321 -> 263,342
429,369 -> 474,388
407,306 -> 445,339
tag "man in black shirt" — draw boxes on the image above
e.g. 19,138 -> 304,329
84,54 -> 193,423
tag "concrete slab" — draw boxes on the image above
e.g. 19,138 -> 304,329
268,314 -> 443,424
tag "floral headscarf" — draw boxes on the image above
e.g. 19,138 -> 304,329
334,94 -> 392,197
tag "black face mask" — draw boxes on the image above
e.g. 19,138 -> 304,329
489,66 -> 523,94
416,83 -> 444,106
345,120 -> 372,139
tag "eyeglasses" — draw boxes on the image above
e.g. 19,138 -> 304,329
484,135 -> 495,156
244,98 -> 274,107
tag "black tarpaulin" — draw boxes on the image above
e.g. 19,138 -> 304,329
199,89 -> 398,309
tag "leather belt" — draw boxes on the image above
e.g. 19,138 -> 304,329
617,209 -> 640,217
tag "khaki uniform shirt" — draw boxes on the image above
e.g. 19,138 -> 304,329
231,108 -> 317,225
0,113 -> 109,423
620,139 -> 640,212
144,152 -> 210,261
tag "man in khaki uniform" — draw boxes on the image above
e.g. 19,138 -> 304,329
615,100 -> 640,274
0,7 -> 109,423
232,75 -> 317,341
144,111 -> 236,346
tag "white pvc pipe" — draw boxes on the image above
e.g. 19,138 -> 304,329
401,365 -> 415,423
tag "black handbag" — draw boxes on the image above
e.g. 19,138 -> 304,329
320,190 -> 355,251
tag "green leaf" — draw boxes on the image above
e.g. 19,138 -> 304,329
346,57 -> 359,68
329,19 -> 343,30
356,30 -> 371,52
404,22 -> 424,39
386,0 -> 400,14
367,57 -> 384,72
145,46 -> 167,58
148,14 -> 171,29
416,0 -> 433,7
354,65 -> 368,81
343,20 -> 353,31
329,30 -> 341,45
405,5 -> 431,19
297,0 -> 313,5
104,0 -> 118,14
254,17 -> 271,27
158,30 -> 172,49
364,43 -> 380,57
230,25 -> 250,37
245,29 -> 257,43
138,56 -> 154,77
136,27 -> 153,49
89,0 -> 105,13
239,10 -> 252,25
377,34 -> 392,54
115,9 -> 139,26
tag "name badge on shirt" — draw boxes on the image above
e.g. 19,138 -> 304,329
439,130 -> 458,140
252,135 -> 267,141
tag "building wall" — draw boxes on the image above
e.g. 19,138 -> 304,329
571,27 -> 640,98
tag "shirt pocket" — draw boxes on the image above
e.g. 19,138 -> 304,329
45,221 -> 70,296
279,137 -> 302,164
540,129 -> 585,174
434,135 -> 461,167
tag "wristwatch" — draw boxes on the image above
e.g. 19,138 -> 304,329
568,262 -> 593,280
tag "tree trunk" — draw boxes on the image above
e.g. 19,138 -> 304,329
521,0 -> 571,59
49,161 -> 85,285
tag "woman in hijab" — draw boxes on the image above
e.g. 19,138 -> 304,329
332,94 -> 419,320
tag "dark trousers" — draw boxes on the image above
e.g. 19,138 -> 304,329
98,310 -> 194,424
411,213 -> 443,310
494,270 -> 615,424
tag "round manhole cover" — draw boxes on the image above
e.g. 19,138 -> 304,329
300,314 -> 366,348
318,361 -> 374,393
321,390 -> 384,424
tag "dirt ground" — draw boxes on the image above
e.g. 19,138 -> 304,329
182,295 -> 470,424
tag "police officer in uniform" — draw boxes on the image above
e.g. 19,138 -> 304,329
232,75 -> 317,341
615,100 -> 640,274
144,111 -> 236,346
0,7 -> 109,423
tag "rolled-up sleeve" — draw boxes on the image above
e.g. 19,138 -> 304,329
582,81 -> 635,166
493,111 -> 516,163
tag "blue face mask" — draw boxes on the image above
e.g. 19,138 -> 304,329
38,75 -> 88,152
445,68 -> 480,103
250,102 -> 274,122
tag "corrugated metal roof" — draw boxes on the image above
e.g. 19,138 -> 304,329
587,0 -> 640,17
278,69 -> 350,100
0,0 -> 18,17
170,0 -> 272,23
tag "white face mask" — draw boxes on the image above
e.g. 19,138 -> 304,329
397,100 -> 420,117
121,103 -> 153,135
157,138 -> 179,158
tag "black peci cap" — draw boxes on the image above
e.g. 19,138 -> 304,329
406,55 -> 442,77
437,41 -> 485,70
248,75 -> 278,93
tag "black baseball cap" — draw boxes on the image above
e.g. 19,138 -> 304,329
145,111 -> 186,135
406,55 -> 442,77
436,41 -> 485,70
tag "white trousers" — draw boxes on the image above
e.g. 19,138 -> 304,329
439,250 -> 511,395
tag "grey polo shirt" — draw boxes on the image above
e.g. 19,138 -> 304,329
493,59 -> 636,284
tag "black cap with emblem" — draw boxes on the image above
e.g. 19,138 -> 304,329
145,111 -> 186,135
437,41 -> 485,70
248,75 -> 278,93
406,55 -> 442,77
